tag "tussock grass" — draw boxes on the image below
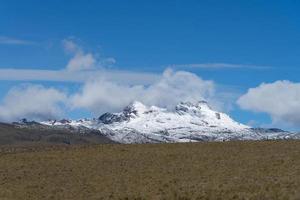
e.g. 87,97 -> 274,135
0,140 -> 299,199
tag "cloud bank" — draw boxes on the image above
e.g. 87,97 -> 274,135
70,69 -> 217,115
0,39 -> 235,121
0,85 -> 66,122
237,80 -> 300,127
0,68 -> 229,121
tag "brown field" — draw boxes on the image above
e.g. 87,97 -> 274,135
0,141 -> 299,200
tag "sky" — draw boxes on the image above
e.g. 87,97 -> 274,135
1,0 -> 300,130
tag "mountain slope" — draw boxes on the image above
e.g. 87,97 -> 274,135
0,121 -> 115,146
41,101 -> 299,143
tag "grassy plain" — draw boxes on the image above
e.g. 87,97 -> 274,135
0,140 -> 299,200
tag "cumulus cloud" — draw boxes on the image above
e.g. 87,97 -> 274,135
0,85 -> 67,122
70,79 -> 144,114
237,80 -> 300,127
0,69 -> 234,121
67,53 -> 96,71
141,69 -> 215,108
70,69 -> 221,115
0,39 -> 237,121
63,39 -> 96,71
63,39 -> 115,71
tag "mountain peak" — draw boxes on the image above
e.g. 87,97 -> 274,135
177,100 -> 210,107
123,101 -> 148,116
98,101 -> 148,124
39,99 -> 300,143
175,100 -> 211,114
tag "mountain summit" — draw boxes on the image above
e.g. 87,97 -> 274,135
41,101 -> 299,143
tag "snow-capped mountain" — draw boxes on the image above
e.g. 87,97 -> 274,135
40,101 -> 300,143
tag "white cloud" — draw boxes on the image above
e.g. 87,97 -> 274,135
63,39 -> 96,71
0,69 -> 234,121
70,78 -> 144,114
237,80 -> 300,127
70,69 -> 222,116
0,39 -> 237,121
62,39 -> 81,53
141,69 -> 216,109
0,36 -> 36,45
0,85 -> 67,122
0,40 -> 154,84
168,63 -> 270,70
63,39 -> 115,71
0,68 -> 160,85
66,53 -> 96,71
0,39 -> 157,84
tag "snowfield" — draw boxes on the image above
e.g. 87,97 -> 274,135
41,101 -> 300,143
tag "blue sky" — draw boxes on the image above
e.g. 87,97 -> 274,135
1,0 -> 300,129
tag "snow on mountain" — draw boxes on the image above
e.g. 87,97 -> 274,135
40,101 -> 300,143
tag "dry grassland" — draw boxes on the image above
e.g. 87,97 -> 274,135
0,140 -> 299,200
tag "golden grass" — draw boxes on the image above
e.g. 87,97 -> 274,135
0,140 -> 299,200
